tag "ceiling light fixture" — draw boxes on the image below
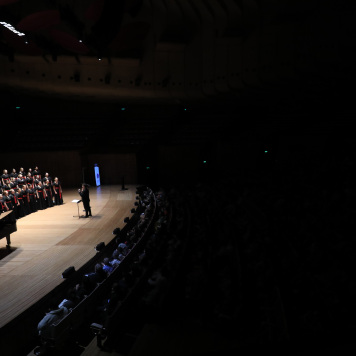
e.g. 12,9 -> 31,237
0,21 -> 25,37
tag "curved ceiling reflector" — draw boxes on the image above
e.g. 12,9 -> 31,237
124,0 -> 144,17
16,10 -> 61,32
108,21 -> 150,52
85,0 -> 106,23
0,0 -> 19,5
49,29 -> 90,54
2,28 -> 42,55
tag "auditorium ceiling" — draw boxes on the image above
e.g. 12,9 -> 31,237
1,0 -> 354,112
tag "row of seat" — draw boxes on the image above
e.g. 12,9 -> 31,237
37,186 -> 158,353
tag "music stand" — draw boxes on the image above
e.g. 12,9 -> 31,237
121,175 -> 128,191
72,199 -> 82,218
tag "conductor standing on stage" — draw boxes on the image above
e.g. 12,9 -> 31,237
78,184 -> 92,218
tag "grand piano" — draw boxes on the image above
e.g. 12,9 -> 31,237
0,210 -> 17,247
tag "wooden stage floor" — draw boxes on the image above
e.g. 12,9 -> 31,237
0,185 -> 136,329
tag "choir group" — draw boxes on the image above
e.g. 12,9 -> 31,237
0,167 -> 63,218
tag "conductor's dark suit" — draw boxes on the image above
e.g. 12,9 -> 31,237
79,186 -> 91,217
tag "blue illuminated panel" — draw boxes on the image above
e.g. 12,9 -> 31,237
94,164 -> 100,186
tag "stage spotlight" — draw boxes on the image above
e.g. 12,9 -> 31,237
136,196 -> 139,200
95,242 -> 105,252
62,266 -> 75,278
124,217 -> 130,223
134,202 -> 139,206
131,208 -> 135,213
112,227 -> 121,235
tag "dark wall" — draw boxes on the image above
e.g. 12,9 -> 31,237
83,152 -> 137,186
0,151 -> 137,188
157,145 -> 201,186
0,150 -> 82,188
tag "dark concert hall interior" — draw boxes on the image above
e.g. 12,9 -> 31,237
1,1 -> 356,355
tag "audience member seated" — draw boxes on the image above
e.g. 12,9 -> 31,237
138,249 -> 146,263
123,269 -> 135,288
141,268 -> 168,307
117,243 -> 128,256
131,256 -> 143,277
85,263 -> 107,286
115,275 -> 129,300
76,275 -> 96,299
110,250 -> 122,267
37,301 -> 69,339
102,257 -> 114,275
59,287 -> 81,308
95,282 -> 122,323
105,282 -> 121,314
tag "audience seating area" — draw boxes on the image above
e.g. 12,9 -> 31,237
32,185 -> 162,354
0,132 -> 352,356
157,146 -> 356,353
69,145 -> 355,355
26,179 -> 196,356
80,145 -> 355,355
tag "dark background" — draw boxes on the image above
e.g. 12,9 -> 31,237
1,1 -> 356,355
0,0 -> 355,189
